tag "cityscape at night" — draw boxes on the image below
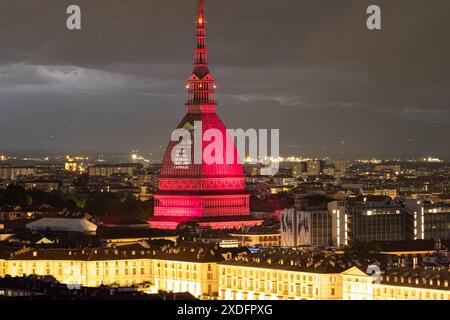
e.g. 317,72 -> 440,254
0,0 -> 450,311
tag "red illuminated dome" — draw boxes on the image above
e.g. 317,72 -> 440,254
149,0 -> 262,230
159,114 -> 245,179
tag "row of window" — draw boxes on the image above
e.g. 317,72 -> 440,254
221,267 -> 337,284
374,286 -> 450,300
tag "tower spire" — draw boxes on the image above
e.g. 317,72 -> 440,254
187,0 -> 216,111
150,0 -> 256,230
197,0 -> 205,27
195,0 -> 208,66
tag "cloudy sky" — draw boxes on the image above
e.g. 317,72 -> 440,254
0,0 -> 449,160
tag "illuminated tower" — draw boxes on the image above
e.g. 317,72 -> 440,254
149,0 -> 262,230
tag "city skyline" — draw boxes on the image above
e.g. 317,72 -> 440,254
0,0 -> 449,159
1,1 -> 450,304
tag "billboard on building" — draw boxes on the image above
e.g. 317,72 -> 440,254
297,211 -> 311,245
281,208 -> 295,246
281,209 -> 311,246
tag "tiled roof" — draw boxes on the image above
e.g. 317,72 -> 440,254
381,266 -> 450,291
100,228 -> 177,240
0,245 -> 22,259
150,242 -> 246,263
9,247 -> 156,261
220,249 -> 373,274
5,241 -> 246,263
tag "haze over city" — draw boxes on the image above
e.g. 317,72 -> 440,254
0,0 -> 449,159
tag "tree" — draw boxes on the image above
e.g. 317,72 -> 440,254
64,199 -> 79,212
83,193 -> 152,217
304,194 -> 333,207
0,184 -> 30,207
85,193 -> 123,216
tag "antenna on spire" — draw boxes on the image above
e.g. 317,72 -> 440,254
197,0 -> 205,26
187,0 -> 216,109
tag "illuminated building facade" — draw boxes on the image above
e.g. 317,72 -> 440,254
219,253 -> 450,301
329,200 -> 414,245
150,243 -> 225,299
343,266 -> 450,300
64,156 -> 87,174
328,201 -> 350,246
3,248 -> 152,288
348,204 -> 412,242
333,159 -> 348,173
228,230 -> 281,248
281,208 -> 332,247
218,251 -> 345,300
374,163 -> 402,173
0,243 -> 243,300
150,0 -> 261,230
0,165 -> 36,180
341,267 -> 375,300
151,260 -> 216,299
88,164 -> 142,178
1,246 -> 450,300
405,199 -> 450,240
283,200 -> 434,247
361,188 -> 398,199
23,180 -> 60,192
305,160 -> 324,176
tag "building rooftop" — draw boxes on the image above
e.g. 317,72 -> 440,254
9,246 -> 156,261
151,242 -> 247,263
26,218 -> 97,233
0,245 -> 22,259
220,249 -> 374,274
93,216 -> 148,227
228,226 -> 280,236
377,240 -> 450,253
381,266 -> 450,291
4,241 -> 245,264
88,163 -> 142,168
100,228 -> 177,240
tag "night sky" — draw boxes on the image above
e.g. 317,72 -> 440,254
0,0 -> 449,160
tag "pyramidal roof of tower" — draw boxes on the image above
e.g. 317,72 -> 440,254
192,66 -> 211,79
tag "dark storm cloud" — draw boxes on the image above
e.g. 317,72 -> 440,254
0,0 -> 449,158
